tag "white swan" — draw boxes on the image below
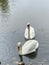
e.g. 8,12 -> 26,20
24,22 -> 35,40
18,40 -> 39,55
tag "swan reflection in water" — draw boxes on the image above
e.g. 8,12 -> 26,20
19,55 -> 23,62
19,49 -> 38,61
18,49 -> 38,65
25,49 -> 38,59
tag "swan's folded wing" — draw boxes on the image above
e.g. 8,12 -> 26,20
30,26 -> 35,39
24,28 -> 28,39
22,40 -> 38,55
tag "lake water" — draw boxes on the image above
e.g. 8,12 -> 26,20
0,0 -> 49,65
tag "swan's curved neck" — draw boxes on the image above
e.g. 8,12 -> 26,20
18,45 -> 22,54
27,25 -> 30,39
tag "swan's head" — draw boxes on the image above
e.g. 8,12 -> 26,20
18,42 -> 22,54
27,22 -> 30,28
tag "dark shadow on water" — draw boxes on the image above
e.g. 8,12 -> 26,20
19,55 -> 23,62
24,37 -> 35,41
0,0 -> 9,13
18,49 -> 38,61
24,49 -> 38,59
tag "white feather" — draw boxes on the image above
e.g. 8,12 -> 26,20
20,40 -> 39,55
24,26 -> 35,39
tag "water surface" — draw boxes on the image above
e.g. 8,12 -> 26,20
0,0 -> 49,65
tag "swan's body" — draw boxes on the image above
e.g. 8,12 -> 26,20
18,40 -> 39,55
24,26 -> 35,39
24,23 -> 35,39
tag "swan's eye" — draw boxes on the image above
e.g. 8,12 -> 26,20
27,24 -> 30,28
